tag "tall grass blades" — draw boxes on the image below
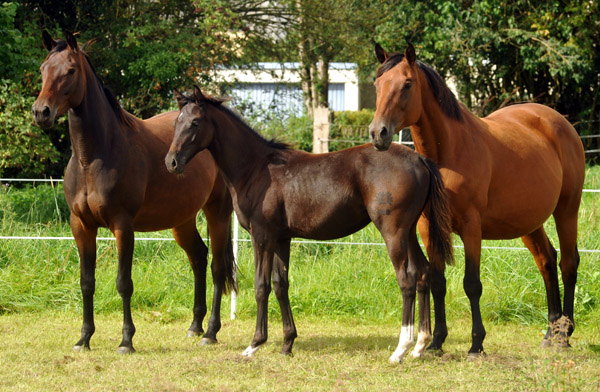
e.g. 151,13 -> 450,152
0,167 -> 599,327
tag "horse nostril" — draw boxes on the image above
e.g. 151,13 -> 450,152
171,158 -> 178,170
369,130 -> 375,141
380,127 -> 388,140
42,106 -> 51,117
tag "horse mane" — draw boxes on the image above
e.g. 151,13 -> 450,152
180,92 -> 292,150
49,39 -> 134,127
377,53 -> 463,122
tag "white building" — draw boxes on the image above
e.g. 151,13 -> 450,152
213,62 -> 361,117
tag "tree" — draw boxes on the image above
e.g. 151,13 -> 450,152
374,0 -> 600,143
0,2 -> 64,178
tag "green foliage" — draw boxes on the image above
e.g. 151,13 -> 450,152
373,0 -> 600,142
0,79 -> 64,178
329,109 -> 374,151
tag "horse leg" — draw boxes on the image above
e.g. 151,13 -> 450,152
418,217 -> 447,352
383,232 -> 416,363
521,227 -> 563,346
460,218 -> 486,356
201,196 -> 235,345
408,231 -> 432,358
172,218 -> 209,338
554,204 -> 580,339
242,238 -> 274,357
272,239 -> 297,356
113,222 -> 136,354
71,215 -> 98,351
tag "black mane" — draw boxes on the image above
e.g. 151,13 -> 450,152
377,53 -> 463,122
180,93 -> 291,151
50,39 -> 131,125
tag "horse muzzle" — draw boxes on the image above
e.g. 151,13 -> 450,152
31,101 -> 56,129
165,150 -> 187,175
369,122 -> 394,151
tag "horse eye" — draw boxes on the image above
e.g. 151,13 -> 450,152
403,82 -> 412,91
68,68 -> 76,75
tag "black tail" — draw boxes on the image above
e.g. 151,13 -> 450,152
420,156 -> 454,271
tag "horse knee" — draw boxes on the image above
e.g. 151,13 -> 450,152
559,251 -> 579,282
463,276 -> 482,299
116,277 -> 133,298
80,277 -> 95,297
273,279 -> 289,300
254,281 -> 271,301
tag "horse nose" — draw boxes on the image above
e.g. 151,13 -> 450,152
379,126 -> 388,140
32,103 -> 54,128
165,151 -> 183,174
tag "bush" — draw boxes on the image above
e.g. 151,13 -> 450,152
329,109 -> 374,151
0,182 -> 69,224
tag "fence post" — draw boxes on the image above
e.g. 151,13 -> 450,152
313,107 -> 331,154
230,212 -> 239,320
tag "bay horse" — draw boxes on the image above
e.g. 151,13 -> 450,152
369,43 -> 585,356
31,31 -> 235,353
164,87 -> 454,361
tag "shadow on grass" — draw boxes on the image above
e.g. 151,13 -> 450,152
297,333 -> 399,353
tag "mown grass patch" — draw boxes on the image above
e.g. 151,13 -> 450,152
0,312 -> 599,391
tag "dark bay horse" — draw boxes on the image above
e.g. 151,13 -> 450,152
369,43 -> 585,356
31,32 -> 235,353
165,87 -> 454,361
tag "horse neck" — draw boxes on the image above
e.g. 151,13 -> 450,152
68,66 -> 126,167
410,73 -> 470,164
207,107 -> 276,187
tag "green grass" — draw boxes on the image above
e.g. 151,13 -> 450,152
0,166 -> 599,390
1,312 -> 599,391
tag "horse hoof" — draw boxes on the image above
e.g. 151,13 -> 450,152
200,337 -> 217,346
540,338 -> 552,348
73,345 -> 89,352
242,345 -> 261,357
467,351 -> 486,361
117,346 -> 135,354
281,351 -> 294,358
187,330 -> 203,338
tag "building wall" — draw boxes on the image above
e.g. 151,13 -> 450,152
213,63 -> 359,117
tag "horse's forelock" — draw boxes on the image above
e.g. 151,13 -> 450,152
376,53 -> 405,78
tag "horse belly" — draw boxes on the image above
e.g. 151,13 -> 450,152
481,169 -> 561,239
283,195 -> 370,240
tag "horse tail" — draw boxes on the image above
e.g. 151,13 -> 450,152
420,156 -> 454,271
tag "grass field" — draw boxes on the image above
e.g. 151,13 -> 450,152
0,166 -> 599,391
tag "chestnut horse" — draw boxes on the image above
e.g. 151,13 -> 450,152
369,43 -> 585,356
31,32 -> 235,353
165,87 -> 454,361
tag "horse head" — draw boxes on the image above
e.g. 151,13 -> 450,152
32,31 -> 88,129
369,43 -> 423,151
166,86 -> 227,174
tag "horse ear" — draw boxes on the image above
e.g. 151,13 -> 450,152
375,43 -> 388,64
193,85 -> 205,101
42,30 -> 56,51
173,89 -> 187,110
65,31 -> 78,52
405,43 -> 416,65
